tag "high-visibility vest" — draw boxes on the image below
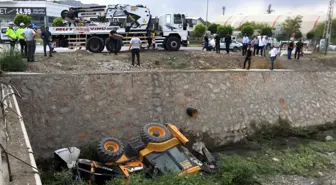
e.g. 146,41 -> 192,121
5,28 -> 16,40
16,28 -> 25,39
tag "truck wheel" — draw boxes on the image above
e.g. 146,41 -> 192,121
87,37 -> 104,53
105,38 -> 122,53
141,123 -> 172,143
165,37 -> 181,51
97,137 -> 124,163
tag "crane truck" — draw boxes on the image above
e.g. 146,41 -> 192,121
49,4 -> 190,53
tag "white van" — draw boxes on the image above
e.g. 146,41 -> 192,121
0,27 -> 10,43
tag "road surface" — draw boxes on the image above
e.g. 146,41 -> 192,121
0,43 -> 202,54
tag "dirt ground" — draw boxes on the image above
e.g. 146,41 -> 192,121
26,49 -> 336,73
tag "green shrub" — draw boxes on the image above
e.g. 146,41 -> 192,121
14,14 -> 32,26
0,49 -> 27,72
52,17 -> 65,27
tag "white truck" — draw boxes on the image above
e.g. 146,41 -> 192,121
49,4 -> 190,53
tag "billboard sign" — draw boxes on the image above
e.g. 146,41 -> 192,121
0,7 -> 46,16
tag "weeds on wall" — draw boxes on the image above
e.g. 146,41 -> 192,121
0,48 -> 27,72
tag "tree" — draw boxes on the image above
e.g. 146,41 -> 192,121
237,21 -> 268,30
52,17 -> 65,27
294,31 -> 303,39
217,25 -> 233,37
241,25 -> 254,36
193,24 -> 206,37
14,14 -> 32,26
261,26 -> 273,37
208,23 -> 219,34
281,15 -> 303,39
313,19 -> 336,42
306,31 -> 315,39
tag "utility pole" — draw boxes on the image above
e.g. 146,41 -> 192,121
323,0 -> 334,55
206,0 -> 209,30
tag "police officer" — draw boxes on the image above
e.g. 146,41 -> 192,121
5,22 -> 17,52
16,23 -> 27,57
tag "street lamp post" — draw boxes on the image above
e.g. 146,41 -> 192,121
206,0 -> 209,30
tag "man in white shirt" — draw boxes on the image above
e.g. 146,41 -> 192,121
268,45 -> 278,70
129,36 -> 141,66
21,24 -> 37,62
258,35 -> 264,57
262,36 -> 268,57
242,34 -> 249,56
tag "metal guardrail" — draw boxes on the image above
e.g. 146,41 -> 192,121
0,81 -> 42,185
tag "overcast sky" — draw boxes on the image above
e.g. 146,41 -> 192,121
79,0 -> 330,21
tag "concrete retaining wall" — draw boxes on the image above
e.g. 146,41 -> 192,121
5,71 -> 336,159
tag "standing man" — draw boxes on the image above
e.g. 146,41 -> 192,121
287,40 -> 294,59
224,33 -> 232,54
253,36 -> 259,56
21,24 -> 36,62
242,34 -> 248,56
147,30 -> 152,49
108,30 -> 118,55
262,36 -> 268,57
258,35 -> 264,57
269,45 -> 278,70
5,22 -> 17,52
294,40 -> 303,60
243,45 -> 253,70
214,34 -> 220,54
129,36 -> 141,66
202,34 -> 209,51
16,23 -> 27,57
66,8 -> 76,27
41,27 -> 53,57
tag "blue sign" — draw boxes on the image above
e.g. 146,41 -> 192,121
32,22 -> 37,28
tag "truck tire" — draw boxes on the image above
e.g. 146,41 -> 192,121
165,37 -> 181,51
86,36 -> 105,53
97,137 -> 124,163
141,123 -> 172,144
105,38 -> 122,53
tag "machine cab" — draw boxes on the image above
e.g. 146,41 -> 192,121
158,13 -> 187,32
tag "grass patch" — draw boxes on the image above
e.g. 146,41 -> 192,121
0,48 -> 27,72
40,121 -> 336,185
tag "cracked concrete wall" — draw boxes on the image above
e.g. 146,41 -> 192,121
5,71 -> 336,159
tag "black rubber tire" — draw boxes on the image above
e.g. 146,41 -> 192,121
105,38 -> 122,53
163,41 -> 167,50
165,37 -> 181,51
97,137 -> 124,163
61,10 -> 68,19
141,123 -> 172,143
86,37 -> 104,53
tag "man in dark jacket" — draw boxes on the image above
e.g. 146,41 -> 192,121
294,40 -> 303,60
243,45 -> 252,70
224,34 -> 232,54
215,34 -> 220,53
287,41 -> 294,59
202,35 -> 209,51
41,27 -> 53,57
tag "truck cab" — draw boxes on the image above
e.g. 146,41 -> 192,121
157,13 -> 189,47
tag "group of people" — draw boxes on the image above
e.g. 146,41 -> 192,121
242,34 -> 269,57
5,22 -> 54,62
108,30 -> 142,66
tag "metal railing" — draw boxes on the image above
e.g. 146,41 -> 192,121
0,81 -> 42,185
